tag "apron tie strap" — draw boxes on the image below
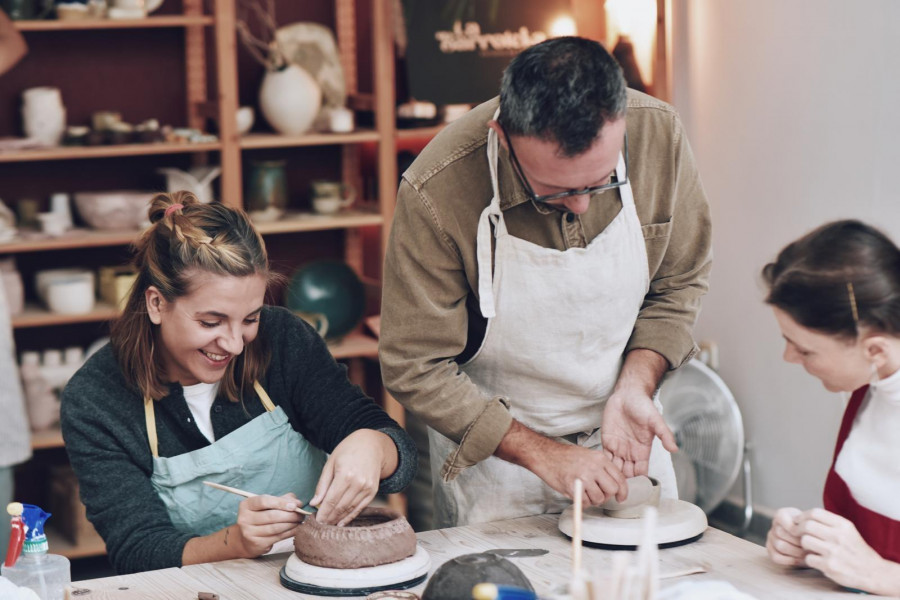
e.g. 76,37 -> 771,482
144,396 -> 159,458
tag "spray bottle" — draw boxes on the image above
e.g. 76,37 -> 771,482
2,503 -> 71,599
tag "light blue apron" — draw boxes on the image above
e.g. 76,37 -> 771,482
145,381 -> 328,536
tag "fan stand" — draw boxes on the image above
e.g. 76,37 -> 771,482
558,499 -> 707,548
279,545 -> 430,596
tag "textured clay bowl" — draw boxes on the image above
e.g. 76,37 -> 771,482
293,507 -> 416,569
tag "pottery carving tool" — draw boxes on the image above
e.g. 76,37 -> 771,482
202,481 -> 312,515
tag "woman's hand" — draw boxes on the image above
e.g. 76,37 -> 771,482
310,429 -> 398,526
766,507 -> 806,567
231,493 -> 304,558
798,508 -> 900,595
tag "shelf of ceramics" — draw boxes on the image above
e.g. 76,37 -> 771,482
239,130 -> 380,149
12,302 -> 119,329
13,15 -> 214,31
31,427 -> 65,450
0,141 -> 222,163
46,525 -> 107,560
395,124 -> 446,140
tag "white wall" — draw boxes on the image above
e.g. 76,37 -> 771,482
669,0 -> 900,512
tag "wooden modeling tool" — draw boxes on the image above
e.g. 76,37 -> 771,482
202,481 -> 312,515
572,478 -> 583,576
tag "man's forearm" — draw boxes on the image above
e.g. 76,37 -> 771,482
614,348 -> 669,397
494,418 -> 556,470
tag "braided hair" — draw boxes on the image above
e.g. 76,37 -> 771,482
111,191 -> 275,402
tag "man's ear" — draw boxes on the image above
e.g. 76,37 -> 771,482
487,120 -> 508,150
145,286 -> 165,325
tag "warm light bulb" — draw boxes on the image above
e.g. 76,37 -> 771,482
549,15 -> 577,37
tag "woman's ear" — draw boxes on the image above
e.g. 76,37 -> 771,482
863,334 -> 893,371
145,286 -> 165,325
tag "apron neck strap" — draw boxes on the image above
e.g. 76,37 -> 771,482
144,381 -> 274,458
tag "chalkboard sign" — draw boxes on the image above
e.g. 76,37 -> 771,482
403,0 -> 575,105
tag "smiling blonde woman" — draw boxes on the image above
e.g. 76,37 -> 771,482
61,192 -> 416,574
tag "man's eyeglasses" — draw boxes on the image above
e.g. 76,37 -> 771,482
502,128 -> 629,204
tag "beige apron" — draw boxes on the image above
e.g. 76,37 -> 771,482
429,121 -> 676,528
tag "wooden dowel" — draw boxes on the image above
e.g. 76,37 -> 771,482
573,478 -> 583,576
202,481 -> 312,515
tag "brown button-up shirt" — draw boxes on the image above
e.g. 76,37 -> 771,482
380,90 -> 712,481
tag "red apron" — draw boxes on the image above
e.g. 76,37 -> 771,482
823,385 -> 900,562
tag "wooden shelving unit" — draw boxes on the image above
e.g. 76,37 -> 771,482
5,0 -> 404,559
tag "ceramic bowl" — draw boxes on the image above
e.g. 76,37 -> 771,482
35,268 -> 94,305
601,476 -> 662,519
74,191 -> 154,230
40,271 -> 95,314
292,507 -> 416,569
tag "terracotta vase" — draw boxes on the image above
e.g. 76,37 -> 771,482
293,507 -> 416,569
258,64 -> 321,136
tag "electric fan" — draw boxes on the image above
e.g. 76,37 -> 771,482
658,359 -> 747,515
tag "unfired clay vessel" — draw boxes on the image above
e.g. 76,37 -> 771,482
293,507 -> 416,569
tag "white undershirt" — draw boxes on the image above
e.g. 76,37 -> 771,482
834,367 -> 900,520
182,381 -> 219,443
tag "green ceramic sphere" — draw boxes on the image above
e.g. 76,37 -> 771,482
285,260 -> 365,340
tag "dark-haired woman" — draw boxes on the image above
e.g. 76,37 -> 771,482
61,192 -> 415,574
762,219 -> 900,595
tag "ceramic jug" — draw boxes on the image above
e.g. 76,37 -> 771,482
245,160 -> 288,223
157,166 -> 221,204
21,87 -> 66,146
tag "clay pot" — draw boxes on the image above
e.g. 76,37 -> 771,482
293,507 -> 416,569
422,552 -> 534,600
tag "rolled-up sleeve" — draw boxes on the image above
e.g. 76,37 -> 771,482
380,179 -> 512,480
626,112 -> 712,369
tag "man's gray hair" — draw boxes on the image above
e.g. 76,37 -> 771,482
498,36 -> 627,157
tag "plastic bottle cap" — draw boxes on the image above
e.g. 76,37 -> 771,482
7,502 -> 23,517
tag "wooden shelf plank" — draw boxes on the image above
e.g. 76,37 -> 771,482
0,141 -> 221,163
14,15 -> 214,31
0,212 -> 384,255
32,428 -> 65,450
12,302 -> 119,329
328,330 -> 378,359
396,124 -> 446,140
240,130 -> 380,149
253,210 -> 383,235
0,230 -> 138,254
46,525 -> 106,560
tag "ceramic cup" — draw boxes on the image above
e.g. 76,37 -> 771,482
601,476 -> 662,519
311,180 -> 355,215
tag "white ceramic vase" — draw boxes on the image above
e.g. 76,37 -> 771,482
22,87 -> 66,146
259,64 -> 321,136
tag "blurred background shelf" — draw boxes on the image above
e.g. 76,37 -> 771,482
0,141 -> 222,163
12,303 -> 119,329
13,15 -> 214,31
45,526 -> 106,560
240,130 -> 380,149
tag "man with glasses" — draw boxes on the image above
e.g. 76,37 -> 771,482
381,36 -> 711,527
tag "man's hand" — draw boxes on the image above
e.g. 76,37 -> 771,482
496,420 -> 627,505
601,349 -> 677,477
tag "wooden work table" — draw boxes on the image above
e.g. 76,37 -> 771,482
69,515 -> 877,599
